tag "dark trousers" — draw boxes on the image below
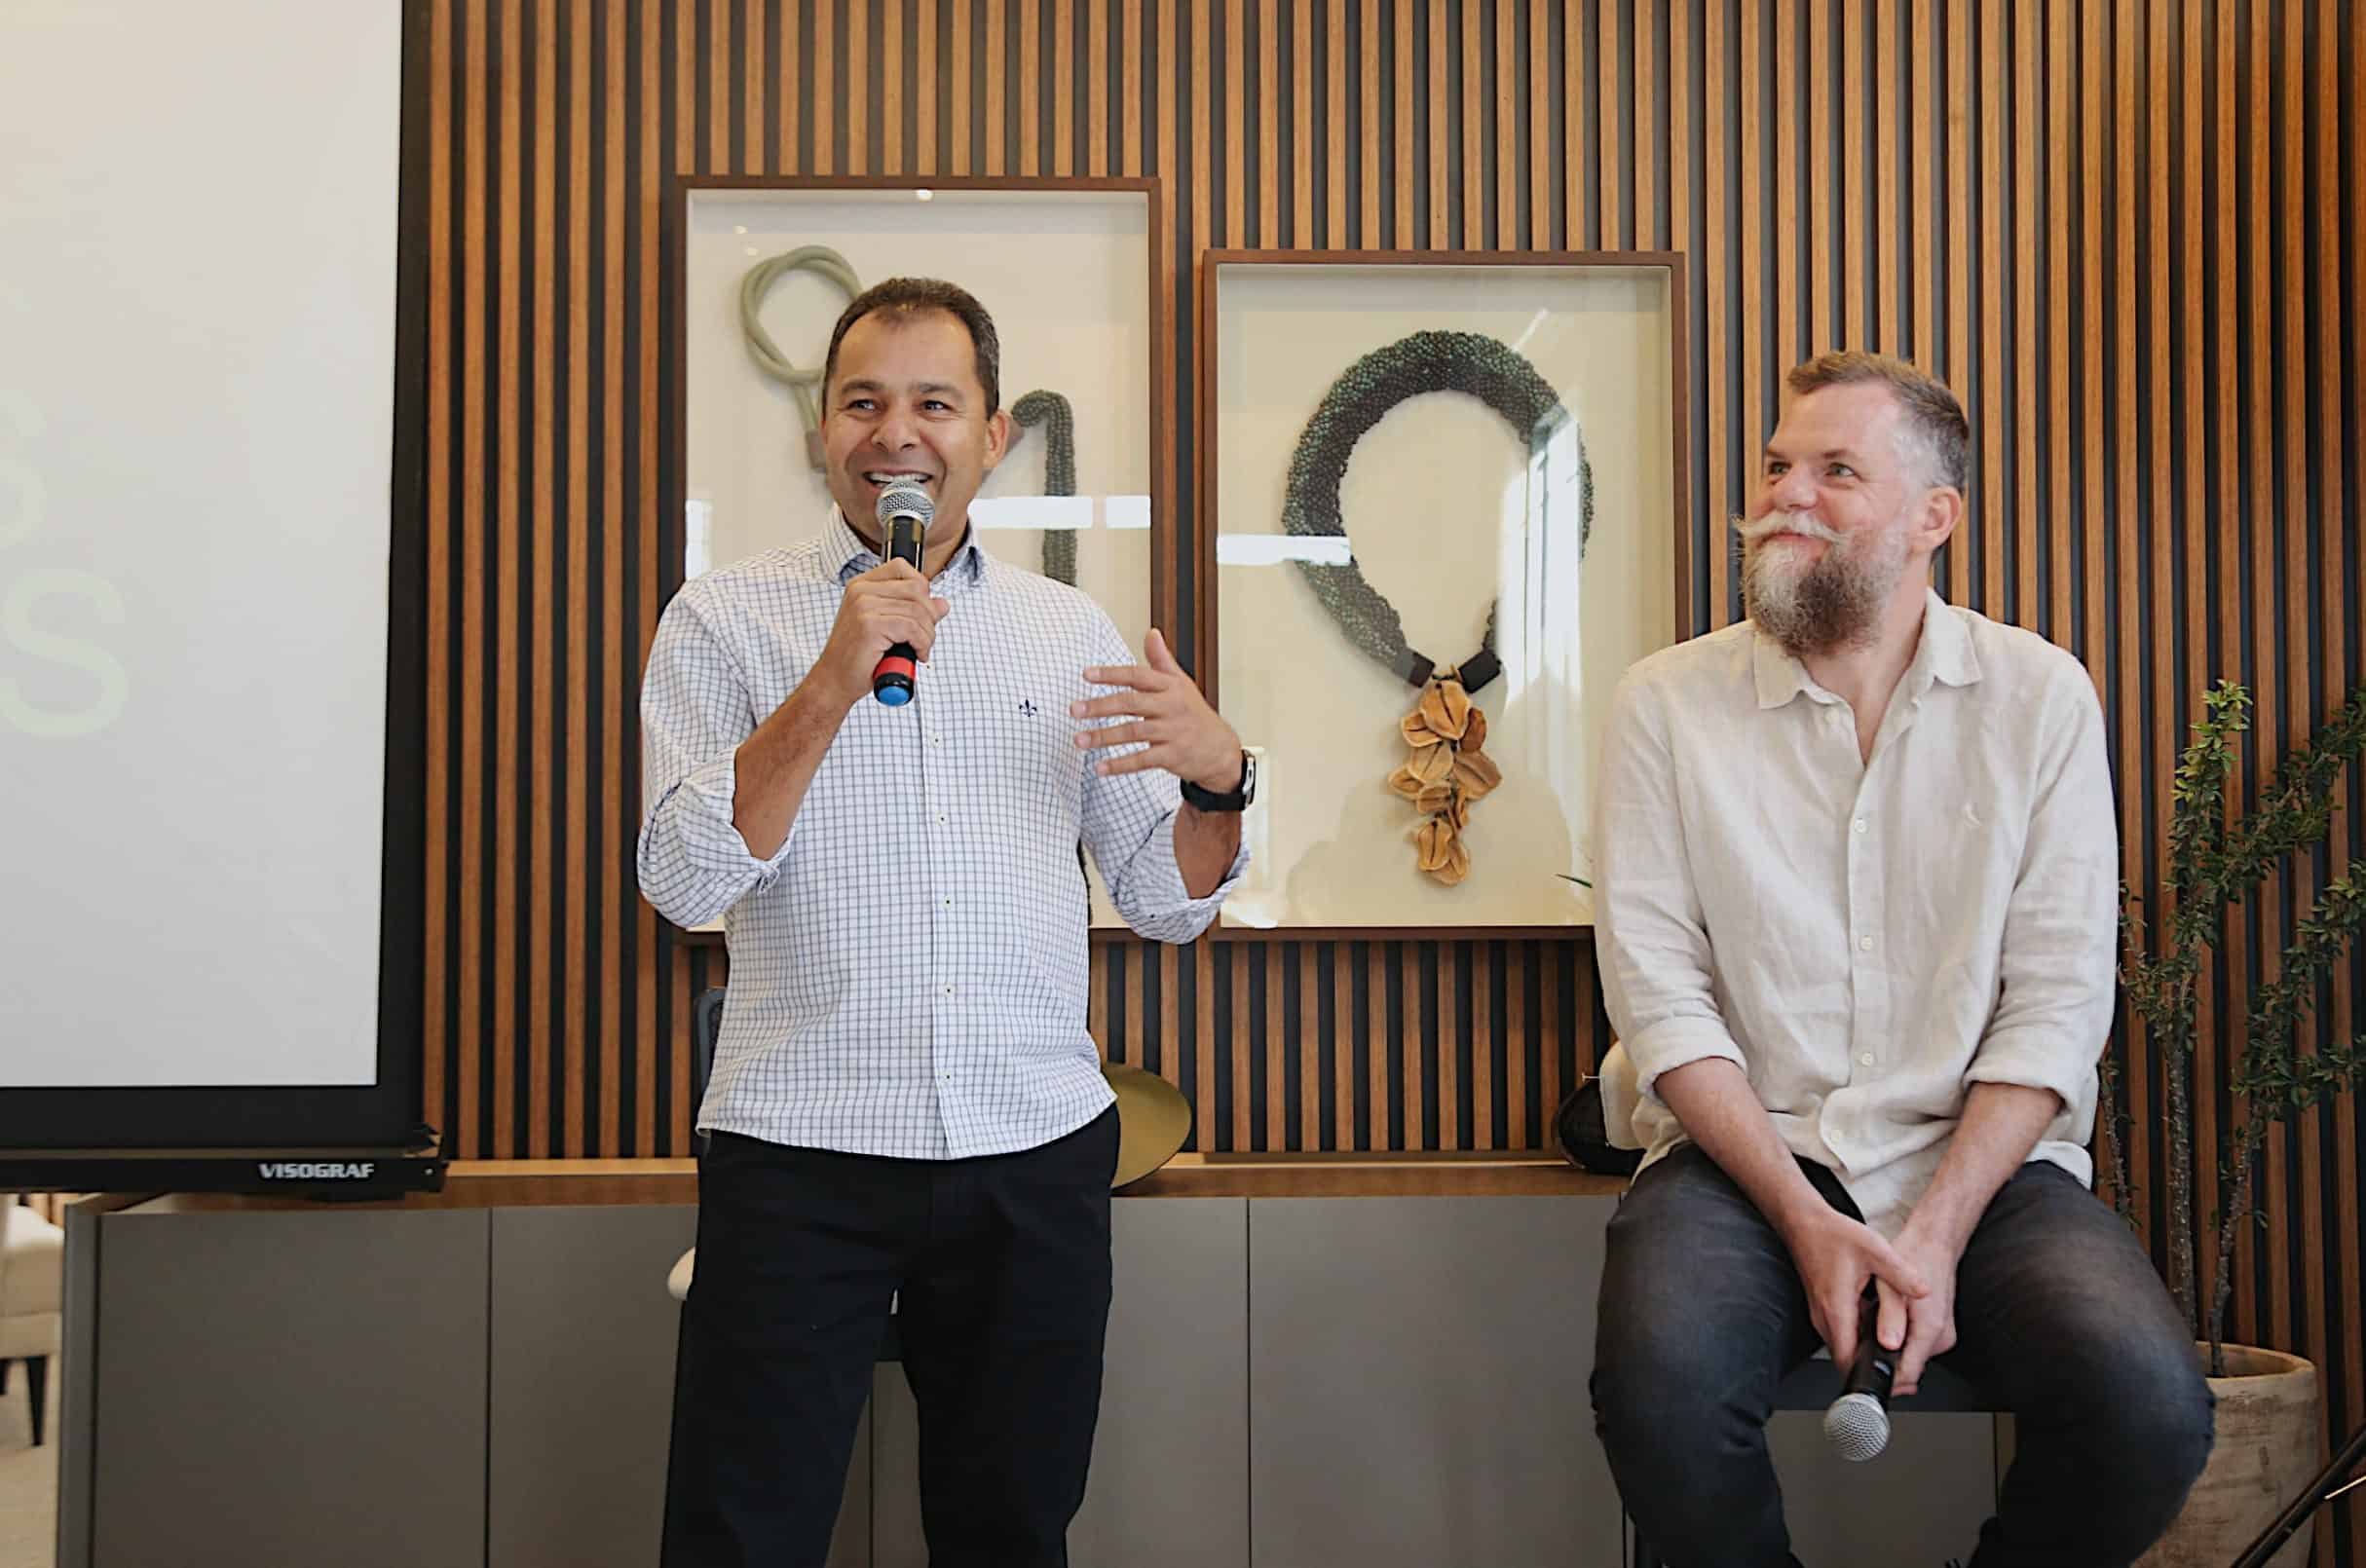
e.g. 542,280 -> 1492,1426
660,1108 -> 1119,1568
1591,1144 -> 2214,1568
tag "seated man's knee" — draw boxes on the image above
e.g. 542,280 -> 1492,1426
1591,1317 -> 1759,1456
2111,1345 -> 2215,1494
2040,1332 -> 2216,1530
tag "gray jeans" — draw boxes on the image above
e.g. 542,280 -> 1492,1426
1590,1144 -> 2213,1568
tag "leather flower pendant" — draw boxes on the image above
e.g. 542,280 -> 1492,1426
1383,674 -> 1502,885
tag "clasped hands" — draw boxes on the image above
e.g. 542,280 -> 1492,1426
1787,1207 -> 1960,1398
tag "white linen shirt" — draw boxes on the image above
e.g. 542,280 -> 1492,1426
636,509 -> 1246,1161
1594,589 -> 2120,1237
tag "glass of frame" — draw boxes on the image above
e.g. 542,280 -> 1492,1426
1202,251 -> 1690,933
668,176 -> 1167,927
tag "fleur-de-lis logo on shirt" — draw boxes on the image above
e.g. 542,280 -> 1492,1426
1019,698 -> 1039,718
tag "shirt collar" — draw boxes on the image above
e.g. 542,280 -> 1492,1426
823,505 -> 989,591
1750,587 -> 1982,710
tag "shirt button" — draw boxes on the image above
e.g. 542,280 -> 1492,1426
936,812 -> 948,825
1852,818 -> 1868,835
1859,936 -> 1875,952
941,896 -> 953,909
929,735 -> 944,748
942,984 -> 955,996
1859,1053 -> 1876,1066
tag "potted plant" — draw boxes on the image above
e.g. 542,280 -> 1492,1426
2107,679 -> 2366,1566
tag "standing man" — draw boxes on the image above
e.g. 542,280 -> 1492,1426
639,278 -> 1253,1567
1588,352 -> 2211,1566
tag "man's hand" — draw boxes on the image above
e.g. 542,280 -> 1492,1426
1781,1205 -> 1933,1370
811,560 -> 951,709
1877,1223 -> 1961,1396
1071,627 -> 1243,795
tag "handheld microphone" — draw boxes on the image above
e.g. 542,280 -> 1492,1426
1821,1286 -> 1897,1462
869,481 -> 934,706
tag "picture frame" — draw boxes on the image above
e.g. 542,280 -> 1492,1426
1197,250 -> 1693,936
659,175 -> 1170,932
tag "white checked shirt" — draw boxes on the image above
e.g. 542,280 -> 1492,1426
637,509 -> 1245,1160
1595,590 -> 2120,1237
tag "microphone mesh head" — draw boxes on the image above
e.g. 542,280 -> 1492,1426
1822,1392 -> 1891,1462
876,482 -> 935,530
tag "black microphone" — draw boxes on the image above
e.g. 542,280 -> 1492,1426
1822,1285 -> 1897,1461
869,481 -> 934,707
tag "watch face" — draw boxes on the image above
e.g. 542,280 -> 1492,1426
1240,751 -> 1258,804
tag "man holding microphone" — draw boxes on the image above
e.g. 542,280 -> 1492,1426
639,278 -> 1252,1567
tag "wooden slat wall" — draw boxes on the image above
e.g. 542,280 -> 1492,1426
415,7 -> 2363,1552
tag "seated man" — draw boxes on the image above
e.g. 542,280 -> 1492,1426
1589,352 -> 2212,1567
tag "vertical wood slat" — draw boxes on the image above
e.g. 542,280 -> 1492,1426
563,0 -> 590,1154
1324,0 -> 1343,246
420,13 -> 2366,1502
1462,0 -> 1481,249
1086,0 -> 1106,176
424,0 -> 453,1150
460,0 -> 488,1159
1260,0 -> 1279,245
1736,0 -> 1761,629
1704,0 -> 1727,623
1222,0 -> 1242,244
2323,2 -> 2364,1549
1364,0 -> 1382,247
1596,0 -> 1616,248
813,0 -> 834,171
1809,0 -> 1830,354
1297,0 -> 1316,244
920,0 -> 939,172
530,0 -> 558,1157
1428,2 -> 1446,250
2045,0 -> 2070,657
952,0 -> 971,174
1053,0 -> 1071,176
2012,0 -> 2038,632
1395,0 -> 1412,248
1017,0 -> 1037,173
636,0 -> 663,1154
1943,0 -> 1970,610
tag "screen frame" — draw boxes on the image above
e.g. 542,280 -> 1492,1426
0,0 -> 429,1155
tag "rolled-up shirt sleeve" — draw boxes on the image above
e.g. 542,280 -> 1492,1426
1076,614 -> 1247,944
1595,671 -> 1750,1100
1964,666 -> 2118,1124
635,589 -> 795,929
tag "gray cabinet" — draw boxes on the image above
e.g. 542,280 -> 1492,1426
85,1208 -> 489,1568
64,1189 -> 1994,1568
1248,1197 -> 1623,1568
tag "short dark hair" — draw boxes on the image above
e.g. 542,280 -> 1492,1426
821,277 -> 1002,414
1785,351 -> 1969,494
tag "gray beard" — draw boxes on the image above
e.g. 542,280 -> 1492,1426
1741,536 -> 1904,657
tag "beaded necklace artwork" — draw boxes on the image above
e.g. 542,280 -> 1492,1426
1280,329 -> 1593,884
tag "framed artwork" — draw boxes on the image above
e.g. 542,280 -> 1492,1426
1199,251 -> 1693,935
661,176 -> 1168,930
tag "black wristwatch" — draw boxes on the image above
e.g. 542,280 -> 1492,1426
1180,750 -> 1257,814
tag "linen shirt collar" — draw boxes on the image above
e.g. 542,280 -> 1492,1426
1749,586 -> 1982,710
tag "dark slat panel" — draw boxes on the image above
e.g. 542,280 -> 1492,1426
411,19 -> 2366,1531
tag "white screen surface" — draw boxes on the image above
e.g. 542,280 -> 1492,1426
0,1 -> 399,1087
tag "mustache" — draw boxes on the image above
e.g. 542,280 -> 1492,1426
1731,512 -> 1842,544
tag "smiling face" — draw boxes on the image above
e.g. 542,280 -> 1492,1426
1737,381 -> 1945,654
820,306 -> 1010,548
